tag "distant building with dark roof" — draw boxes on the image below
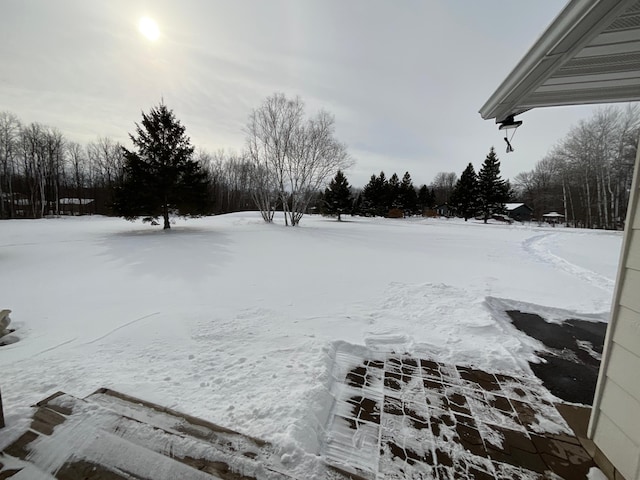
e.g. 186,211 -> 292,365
435,204 -> 452,217
504,203 -> 533,222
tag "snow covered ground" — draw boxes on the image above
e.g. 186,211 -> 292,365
0,213 -> 622,467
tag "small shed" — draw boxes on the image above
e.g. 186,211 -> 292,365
505,203 -> 533,222
542,212 -> 565,225
435,204 -> 451,217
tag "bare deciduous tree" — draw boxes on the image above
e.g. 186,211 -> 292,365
199,149 -> 256,214
0,112 -> 21,218
246,94 -> 302,224
286,110 -> 350,225
19,123 -> 47,217
67,141 -> 89,213
514,105 -> 639,229
87,137 -> 124,212
430,171 -> 458,205
245,93 -> 351,226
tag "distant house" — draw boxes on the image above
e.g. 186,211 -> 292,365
505,203 -> 533,222
435,204 -> 451,217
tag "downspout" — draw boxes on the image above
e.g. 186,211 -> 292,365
588,133 -> 640,437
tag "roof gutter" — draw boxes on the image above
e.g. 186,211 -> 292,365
479,0 -> 634,123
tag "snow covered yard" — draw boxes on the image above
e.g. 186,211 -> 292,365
0,213 -> 622,463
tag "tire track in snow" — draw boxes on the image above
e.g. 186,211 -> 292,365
522,233 -> 615,292
34,337 -> 78,357
0,239 -> 91,249
85,312 -> 161,345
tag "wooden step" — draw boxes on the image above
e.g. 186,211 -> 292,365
82,388 -> 294,479
1,390 -> 292,479
84,389 -> 361,479
85,388 -> 269,451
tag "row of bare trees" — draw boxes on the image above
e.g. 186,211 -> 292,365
429,172 -> 458,206
200,150 -> 255,214
513,105 -> 639,229
0,111 -> 124,218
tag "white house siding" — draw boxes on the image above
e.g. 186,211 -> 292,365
590,140 -> 640,480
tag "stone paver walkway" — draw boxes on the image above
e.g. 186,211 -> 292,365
323,346 -> 595,479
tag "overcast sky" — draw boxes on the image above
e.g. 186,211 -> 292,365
0,1 -> 607,187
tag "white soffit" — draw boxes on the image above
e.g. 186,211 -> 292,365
480,0 -> 640,124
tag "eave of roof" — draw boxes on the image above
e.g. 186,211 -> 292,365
479,0 -> 640,124
505,203 -> 525,210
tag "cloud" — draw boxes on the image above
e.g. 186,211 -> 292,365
0,0 -> 612,187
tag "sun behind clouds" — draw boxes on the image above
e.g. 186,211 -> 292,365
138,16 -> 160,41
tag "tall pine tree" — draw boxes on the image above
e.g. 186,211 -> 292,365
324,170 -> 352,221
114,102 -> 210,229
399,171 -> 418,215
477,147 -> 509,224
360,174 -> 378,216
360,171 -> 388,217
450,163 -> 479,221
387,173 -> 401,210
417,185 -> 434,213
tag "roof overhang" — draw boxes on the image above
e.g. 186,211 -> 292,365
480,0 -> 640,124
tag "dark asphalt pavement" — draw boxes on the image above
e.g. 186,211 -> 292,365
506,311 -> 607,405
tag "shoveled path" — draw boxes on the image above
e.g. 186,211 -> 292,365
323,344 -> 596,479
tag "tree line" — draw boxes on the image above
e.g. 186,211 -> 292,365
449,147 -> 511,223
512,105 -> 639,229
114,94 -> 354,228
0,111 -> 125,218
0,93 -> 442,226
2,99 -> 637,230
0,94 -> 351,226
323,147 -> 510,223
416,105 -> 639,229
0,93 -> 357,228
320,170 -> 437,219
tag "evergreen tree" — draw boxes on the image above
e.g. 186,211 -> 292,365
114,102 -> 210,229
417,185 -> 429,213
387,173 -> 401,210
417,185 -> 435,213
450,163 -> 479,221
399,171 -> 418,214
360,174 -> 378,216
477,147 -> 510,224
324,170 -> 352,221
351,190 -> 363,216
361,171 -> 388,216
428,188 -> 436,208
